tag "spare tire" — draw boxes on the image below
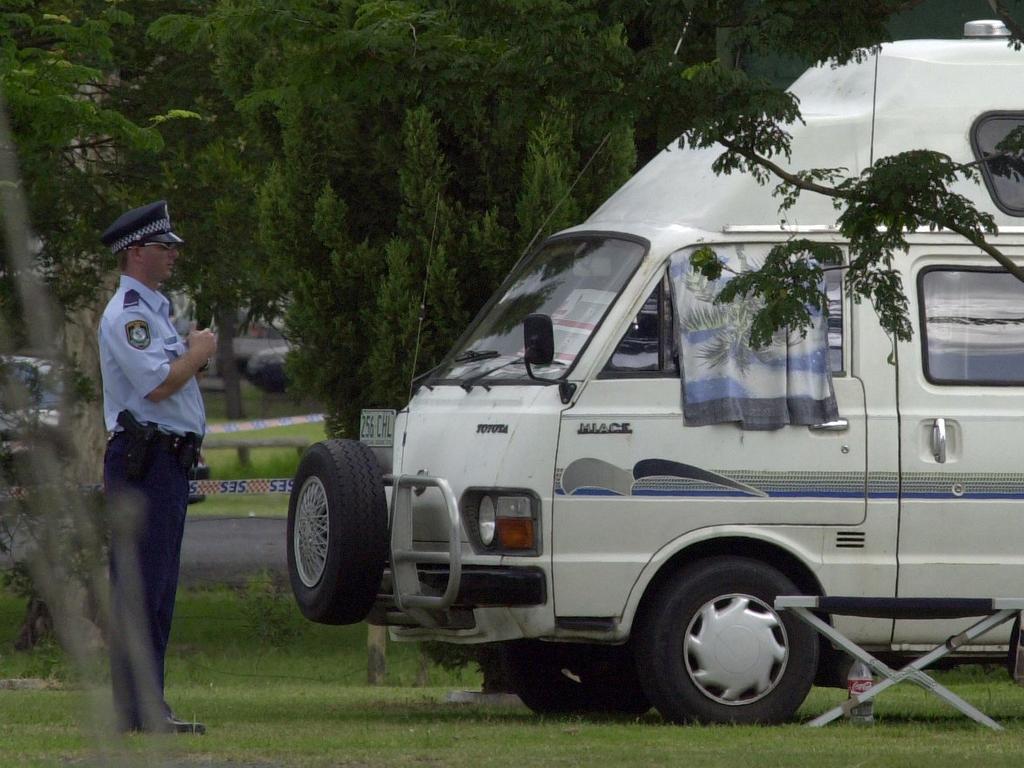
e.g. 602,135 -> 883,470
287,439 -> 388,624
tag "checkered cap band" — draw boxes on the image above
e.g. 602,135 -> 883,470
109,217 -> 173,253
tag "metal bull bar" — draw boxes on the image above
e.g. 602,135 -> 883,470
389,473 -> 463,627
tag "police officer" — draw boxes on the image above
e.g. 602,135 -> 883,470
98,201 -> 216,734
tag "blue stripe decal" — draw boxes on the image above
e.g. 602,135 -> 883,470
554,458 -> 1024,501
555,489 -> 1024,500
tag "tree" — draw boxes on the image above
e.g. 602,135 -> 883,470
202,0 -> 642,433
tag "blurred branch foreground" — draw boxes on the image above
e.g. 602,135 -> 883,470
0,92 -> 127,738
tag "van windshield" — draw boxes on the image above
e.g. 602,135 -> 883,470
431,235 -> 646,384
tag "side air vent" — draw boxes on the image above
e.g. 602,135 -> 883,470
835,531 -> 866,549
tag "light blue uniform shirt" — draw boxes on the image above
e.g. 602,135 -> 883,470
98,275 -> 206,436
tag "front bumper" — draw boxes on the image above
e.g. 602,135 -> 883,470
388,473 -> 548,629
418,565 -> 546,608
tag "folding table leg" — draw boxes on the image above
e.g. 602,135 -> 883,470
785,607 -> 1017,731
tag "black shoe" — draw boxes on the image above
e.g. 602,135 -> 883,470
162,715 -> 206,735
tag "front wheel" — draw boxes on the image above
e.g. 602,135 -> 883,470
633,557 -> 817,724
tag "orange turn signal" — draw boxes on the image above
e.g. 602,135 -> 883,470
496,518 -> 535,550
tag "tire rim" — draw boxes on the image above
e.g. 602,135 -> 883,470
294,476 -> 329,587
683,593 -> 789,706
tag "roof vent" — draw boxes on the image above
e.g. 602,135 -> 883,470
964,19 -> 1011,38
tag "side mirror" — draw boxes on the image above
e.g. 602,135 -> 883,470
523,314 -> 554,366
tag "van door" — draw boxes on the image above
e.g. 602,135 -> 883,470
551,255 -> 871,622
893,250 -> 1024,645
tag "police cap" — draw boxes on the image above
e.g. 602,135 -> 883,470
100,200 -> 185,254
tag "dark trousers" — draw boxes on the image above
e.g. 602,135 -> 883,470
104,432 -> 188,731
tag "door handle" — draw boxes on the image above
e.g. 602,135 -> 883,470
932,417 -> 947,464
808,419 -> 849,432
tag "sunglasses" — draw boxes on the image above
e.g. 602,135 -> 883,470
139,241 -> 179,251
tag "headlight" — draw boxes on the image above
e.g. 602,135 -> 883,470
463,490 -> 540,554
478,496 -> 496,545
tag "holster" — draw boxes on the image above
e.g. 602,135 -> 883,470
177,435 -> 201,471
117,410 -> 156,481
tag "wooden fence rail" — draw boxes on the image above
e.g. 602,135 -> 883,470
202,437 -> 310,465
203,438 -> 310,452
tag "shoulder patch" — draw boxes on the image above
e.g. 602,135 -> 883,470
125,319 -> 151,350
123,289 -> 140,309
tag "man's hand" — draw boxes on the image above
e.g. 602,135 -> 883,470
187,329 -> 218,365
147,329 -> 220,402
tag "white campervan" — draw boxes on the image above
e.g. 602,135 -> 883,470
287,22 -> 1024,724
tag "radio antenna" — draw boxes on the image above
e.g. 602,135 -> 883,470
408,130 -> 614,398
409,191 -> 441,401
517,130 -> 612,266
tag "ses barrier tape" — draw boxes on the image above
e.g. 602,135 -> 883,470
190,478 -> 293,495
1,478 -> 294,499
206,414 -> 324,434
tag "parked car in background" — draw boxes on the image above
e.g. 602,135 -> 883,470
244,345 -> 290,393
1,356 -> 60,442
1,355 -> 65,489
233,319 -> 289,375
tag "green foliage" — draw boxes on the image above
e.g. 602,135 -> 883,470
0,561 -> 34,600
9,634 -> 71,680
690,246 -> 724,281
240,573 -> 299,647
0,2 -> 156,318
196,2 -> 645,432
712,240 -> 835,349
365,239 -> 422,409
515,108 -> 582,249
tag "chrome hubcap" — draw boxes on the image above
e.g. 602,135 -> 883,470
294,476 -> 329,587
683,594 -> 788,705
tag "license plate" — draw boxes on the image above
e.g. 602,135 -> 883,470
359,409 -> 396,447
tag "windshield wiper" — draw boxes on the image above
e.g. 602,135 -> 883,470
460,357 -> 524,391
454,348 -> 501,363
460,357 -> 565,392
412,349 -> 501,391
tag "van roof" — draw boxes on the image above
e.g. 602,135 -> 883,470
584,37 -> 1024,240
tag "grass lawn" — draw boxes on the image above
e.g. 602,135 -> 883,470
187,493 -> 288,519
4,589 -> 1024,766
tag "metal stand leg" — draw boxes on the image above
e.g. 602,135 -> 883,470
786,607 -> 1018,731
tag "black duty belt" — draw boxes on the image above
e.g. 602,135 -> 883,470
153,431 -> 197,454
113,410 -> 202,476
110,428 -> 198,453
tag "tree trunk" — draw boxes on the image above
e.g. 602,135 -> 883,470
14,597 -> 53,651
367,624 -> 387,685
61,277 -> 113,485
214,308 -> 248,463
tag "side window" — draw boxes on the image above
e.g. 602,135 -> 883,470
971,112 -> 1024,216
919,267 -> 1024,385
602,275 -> 678,376
603,265 -> 844,377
